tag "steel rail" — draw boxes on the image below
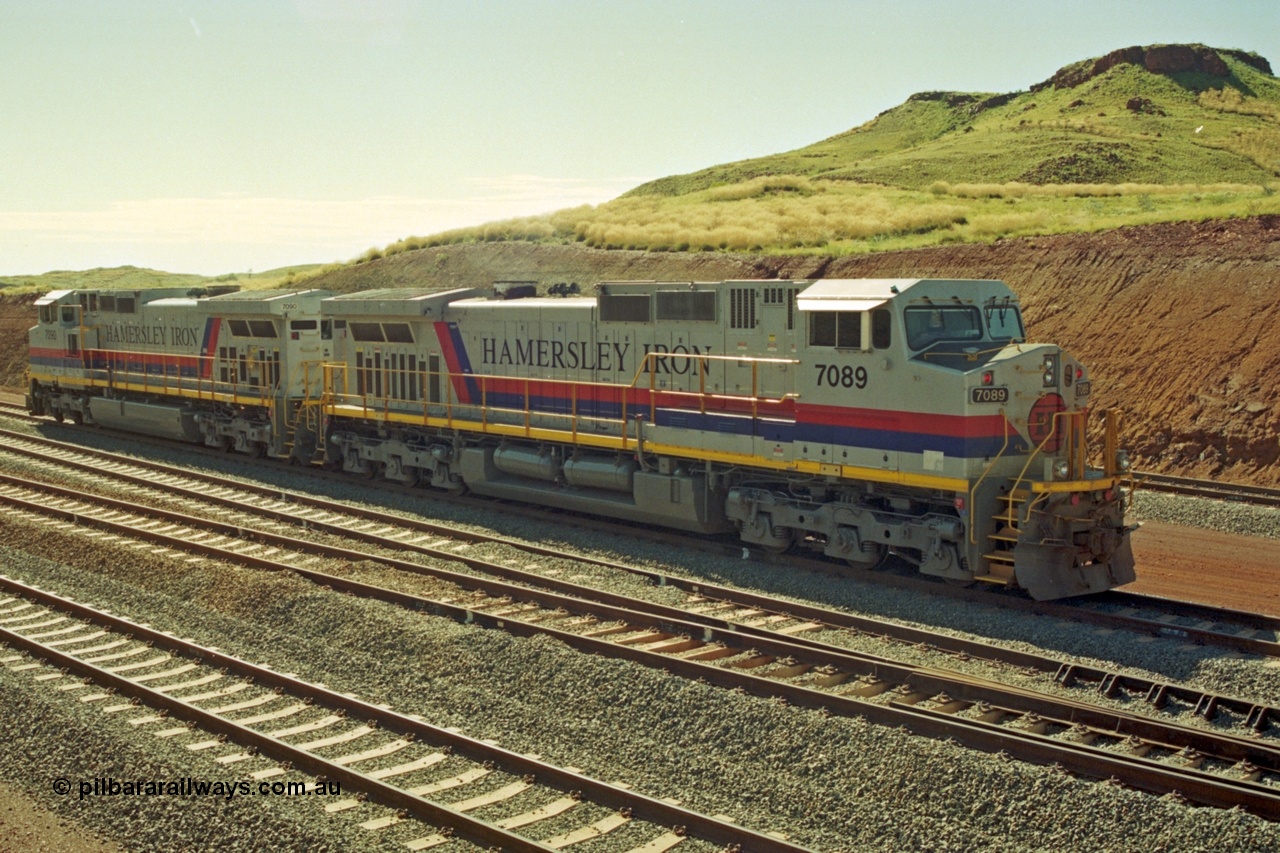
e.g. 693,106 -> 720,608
3,483 -> 1280,818
4,467 -> 1279,746
1136,470 -> 1280,508
3,450 -> 1278,742
6,423 -> 1280,660
0,622 -> 553,851
0,575 -> 811,853
3,427 -> 1279,666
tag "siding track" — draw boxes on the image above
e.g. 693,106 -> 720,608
1,424 -> 1277,660
0,574 -> 809,852
2,470 -> 1279,819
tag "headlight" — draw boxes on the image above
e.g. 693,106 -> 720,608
1116,450 -> 1131,472
1053,459 -> 1070,479
1042,355 -> 1058,387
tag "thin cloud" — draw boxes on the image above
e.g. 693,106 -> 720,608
465,175 -> 648,202
0,176 -> 640,274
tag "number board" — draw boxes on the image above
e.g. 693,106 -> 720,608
1074,381 -> 1091,397
970,386 -> 1009,404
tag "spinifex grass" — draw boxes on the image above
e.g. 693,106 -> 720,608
362,48 -> 1280,262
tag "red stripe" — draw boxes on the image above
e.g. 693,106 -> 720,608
83,349 -> 205,370
433,322 -> 471,403
797,402 -> 1011,438
201,318 -> 221,379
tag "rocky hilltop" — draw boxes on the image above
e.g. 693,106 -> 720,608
1034,43 -> 1272,90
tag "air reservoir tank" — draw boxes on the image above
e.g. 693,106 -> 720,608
562,455 -> 639,492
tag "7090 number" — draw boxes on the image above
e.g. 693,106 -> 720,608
815,364 -> 868,389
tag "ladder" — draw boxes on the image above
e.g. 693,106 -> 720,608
978,487 -> 1029,586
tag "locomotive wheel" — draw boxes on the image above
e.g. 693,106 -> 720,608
762,526 -> 803,555
844,543 -> 888,571
70,410 -> 84,425
52,410 -> 64,423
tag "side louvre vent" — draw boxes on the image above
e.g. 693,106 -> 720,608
763,286 -> 796,330
599,293 -> 651,322
729,288 -> 757,329
656,291 -> 716,322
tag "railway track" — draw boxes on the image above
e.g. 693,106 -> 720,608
0,574 -> 808,852
2,470 -> 1279,819
2,422 -> 1278,662
2,421 -> 1279,703
7,402 -> 1280,628
1137,470 -> 1280,508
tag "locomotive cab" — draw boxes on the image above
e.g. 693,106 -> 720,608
754,278 -> 1134,598
889,282 -> 1133,598
27,290 -> 84,418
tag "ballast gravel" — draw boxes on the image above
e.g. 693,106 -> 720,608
0,667 -> 465,853
3,422 -> 1280,848
2,516 -> 1280,852
1130,489 -> 1280,540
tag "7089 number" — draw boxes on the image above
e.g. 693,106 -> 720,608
815,364 -> 868,389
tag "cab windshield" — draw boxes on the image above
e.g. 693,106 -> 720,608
905,306 -> 982,350
984,298 -> 1025,341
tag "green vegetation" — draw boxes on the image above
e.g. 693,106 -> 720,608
341,46 -> 1280,264
0,264 -> 322,297
385,179 -> 1278,257
627,54 -> 1280,194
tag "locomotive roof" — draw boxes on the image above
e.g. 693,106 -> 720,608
326,287 -> 465,301
322,287 -> 485,317
201,288 -> 328,302
796,278 -> 1012,311
796,279 -> 903,312
198,288 -> 332,315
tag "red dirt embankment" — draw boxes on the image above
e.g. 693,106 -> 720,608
814,217 -> 1280,485
6,216 -> 1280,483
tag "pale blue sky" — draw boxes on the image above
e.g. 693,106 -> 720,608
1,1 -> 1276,275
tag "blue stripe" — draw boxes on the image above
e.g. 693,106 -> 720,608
433,388 -> 1007,458
793,421 -> 1006,457
30,356 -> 80,370
446,323 -> 482,402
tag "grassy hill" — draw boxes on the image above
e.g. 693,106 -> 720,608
628,44 -> 1279,194
0,264 -> 324,297
361,43 -> 1280,263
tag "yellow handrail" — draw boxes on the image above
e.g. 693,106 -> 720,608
967,410 -> 1011,546
1009,408 -> 1084,503
321,352 -> 802,446
79,345 -> 276,407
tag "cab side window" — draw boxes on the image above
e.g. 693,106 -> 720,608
872,309 -> 891,349
809,311 -> 863,349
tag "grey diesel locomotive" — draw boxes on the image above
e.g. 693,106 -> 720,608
27,278 -> 1135,600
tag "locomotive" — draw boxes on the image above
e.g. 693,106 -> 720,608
26,277 -> 1135,600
